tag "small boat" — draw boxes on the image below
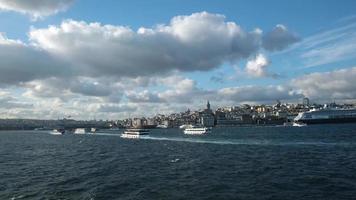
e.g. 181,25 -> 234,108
73,128 -> 89,134
179,124 -> 193,129
121,129 -> 149,139
156,124 -> 168,129
49,129 -> 65,135
183,126 -> 211,135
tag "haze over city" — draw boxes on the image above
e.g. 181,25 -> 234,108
0,0 -> 356,120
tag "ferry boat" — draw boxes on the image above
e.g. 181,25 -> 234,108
121,129 -> 149,139
183,127 -> 211,135
295,108 -> 356,124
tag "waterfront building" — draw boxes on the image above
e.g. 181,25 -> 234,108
303,97 -> 310,107
132,118 -> 144,128
200,101 -> 215,127
162,120 -> 173,128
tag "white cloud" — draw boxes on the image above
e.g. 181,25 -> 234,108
0,11 -> 309,119
245,53 -> 270,77
97,104 -> 137,113
291,67 -> 356,100
126,90 -> 163,103
22,77 -> 123,102
217,85 -> 301,103
28,13 -> 264,78
0,0 -> 74,20
0,12 -> 299,87
0,93 -> 33,109
2,66 -> 356,119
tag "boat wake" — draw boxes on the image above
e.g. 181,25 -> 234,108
91,133 -> 353,146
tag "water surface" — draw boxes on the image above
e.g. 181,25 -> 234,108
1,124 -> 356,199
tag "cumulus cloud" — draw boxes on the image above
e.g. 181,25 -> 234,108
3,67 -> 356,119
291,67 -> 356,100
0,33 -> 71,85
124,76 -> 205,104
217,85 -> 301,103
157,76 -> 214,103
126,90 -> 163,103
0,11 -> 309,119
0,12 -> 298,87
98,104 -> 137,113
0,92 -> 33,109
263,24 -> 300,51
22,77 -> 122,102
69,78 -> 113,97
245,53 -> 270,77
124,75 -> 302,106
28,12 -> 263,78
0,0 -> 74,20
121,76 -> 214,104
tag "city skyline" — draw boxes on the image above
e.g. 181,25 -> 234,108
0,0 -> 356,120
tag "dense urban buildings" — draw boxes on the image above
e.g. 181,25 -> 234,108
118,99 -> 356,128
1,99 -> 355,130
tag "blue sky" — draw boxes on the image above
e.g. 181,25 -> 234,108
0,0 -> 355,119
3,0 -> 355,38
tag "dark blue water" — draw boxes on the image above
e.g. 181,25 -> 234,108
1,124 -> 356,200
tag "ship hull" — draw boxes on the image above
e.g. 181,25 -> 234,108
297,118 -> 356,124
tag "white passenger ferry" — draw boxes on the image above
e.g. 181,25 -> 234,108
183,127 -> 211,135
121,129 -> 149,139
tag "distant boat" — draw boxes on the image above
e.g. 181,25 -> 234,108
74,128 -> 89,134
121,129 -> 149,139
179,124 -> 193,129
183,126 -> 211,135
156,124 -> 168,129
49,129 -> 65,135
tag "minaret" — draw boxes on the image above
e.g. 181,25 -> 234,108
207,100 -> 211,111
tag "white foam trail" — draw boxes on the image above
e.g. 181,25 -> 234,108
90,133 -> 354,146
144,136 -> 355,146
91,132 -> 122,137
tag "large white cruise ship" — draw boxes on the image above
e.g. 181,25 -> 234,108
294,108 -> 356,124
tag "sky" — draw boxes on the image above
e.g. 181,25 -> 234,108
0,0 -> 356,120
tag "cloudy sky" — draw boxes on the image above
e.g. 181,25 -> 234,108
0,0 -> 355,120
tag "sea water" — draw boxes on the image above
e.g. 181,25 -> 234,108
1,124 -> 356,199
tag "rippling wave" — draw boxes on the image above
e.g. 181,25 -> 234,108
1,124 -> 356,199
